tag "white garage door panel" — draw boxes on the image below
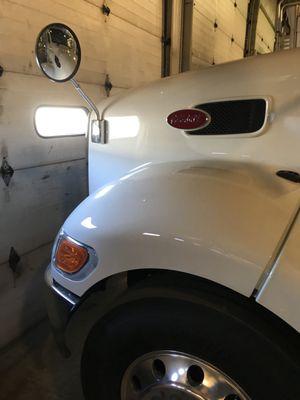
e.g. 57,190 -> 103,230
255,1 -> 276,54
77,15 -> 161,87
0,244 -> 52,350
214,29 -> 242,64
192,0 -> 246,68
233,0 -> 248,18
256,9 -> 275,53
191,55 -> 211,68
231,11 -> 247,49
0,0 -> 162,87
260,0 -> 276,25
215,1 -> 246,56
0,159 -> 87,265
106,0 -> 162,37
192,8 -> 215,66
104,15 -> 161,88
0,73 -> 94,170
196,0 -> 217,23
192,0 -> 276,67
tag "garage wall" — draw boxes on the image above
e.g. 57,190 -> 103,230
189,0 -> 278,69
255,0 -> 277,54
191,0 -> 248,68
0,0 -> 162,349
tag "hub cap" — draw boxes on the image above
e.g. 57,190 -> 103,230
121,351 -> 250,400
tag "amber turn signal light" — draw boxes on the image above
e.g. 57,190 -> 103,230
55,238 -> 89,274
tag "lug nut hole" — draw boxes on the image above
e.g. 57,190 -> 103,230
187,364 -> 204,387
152,359 -> 166,380
131,375 -> 142,392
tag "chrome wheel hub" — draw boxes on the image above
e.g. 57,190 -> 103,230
121,351 -> 250,400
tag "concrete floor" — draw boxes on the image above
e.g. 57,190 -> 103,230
0,319 -> 83,400
0,279 -> 126,399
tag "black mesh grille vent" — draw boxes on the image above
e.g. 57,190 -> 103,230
189,99 -> 267,135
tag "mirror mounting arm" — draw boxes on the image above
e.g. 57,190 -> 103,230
71,78 -> 101,120
71,78 -> 108,144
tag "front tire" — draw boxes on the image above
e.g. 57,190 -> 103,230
81,277 -> 300,399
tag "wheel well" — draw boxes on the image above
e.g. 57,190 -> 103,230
79,268 -> 300,364
127,268 -> 299,356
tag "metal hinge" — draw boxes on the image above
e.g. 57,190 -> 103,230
1,157 -> 14,186
91,119 -> 109,144
104,74 -> 113,97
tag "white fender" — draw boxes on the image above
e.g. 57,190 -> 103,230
52,160 -> 299,302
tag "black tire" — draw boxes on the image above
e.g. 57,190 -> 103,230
81,275 -> 300,399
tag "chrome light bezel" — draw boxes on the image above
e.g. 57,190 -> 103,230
51,230 -> 98,281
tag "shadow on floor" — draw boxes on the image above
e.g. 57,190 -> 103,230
0,319 -> 83,400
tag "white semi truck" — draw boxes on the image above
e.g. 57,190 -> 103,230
38,23 -> 300,400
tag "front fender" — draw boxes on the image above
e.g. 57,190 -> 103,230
52,160 -> 299,298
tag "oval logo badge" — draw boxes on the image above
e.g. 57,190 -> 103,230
167,109 -> 211,131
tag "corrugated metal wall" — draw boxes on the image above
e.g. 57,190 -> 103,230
0,0 -> 162,348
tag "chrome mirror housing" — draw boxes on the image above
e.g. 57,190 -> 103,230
35,23 -> 81,82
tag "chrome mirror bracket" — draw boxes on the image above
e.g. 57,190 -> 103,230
91,119 -> 108,144
71,78 -> 108,144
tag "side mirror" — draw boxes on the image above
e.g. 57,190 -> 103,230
36,23 -> 81,82
35,23 -> 107,143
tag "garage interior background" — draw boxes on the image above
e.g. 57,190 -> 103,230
0,0 -> 282,349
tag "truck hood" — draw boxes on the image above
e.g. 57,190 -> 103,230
89,48 -> 300,194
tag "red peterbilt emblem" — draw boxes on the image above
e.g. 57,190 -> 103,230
167,108 -> 211,131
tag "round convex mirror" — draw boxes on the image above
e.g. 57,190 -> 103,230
35,23 -> 81,82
